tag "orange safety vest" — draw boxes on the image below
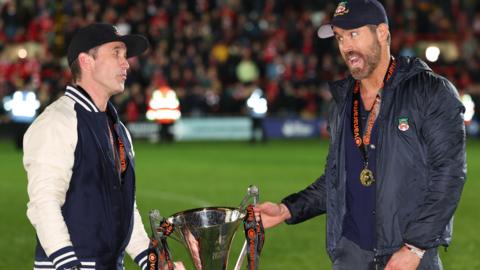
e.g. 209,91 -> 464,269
146,87 -> 181,124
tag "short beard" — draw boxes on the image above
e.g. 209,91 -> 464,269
347,38 -> 381,80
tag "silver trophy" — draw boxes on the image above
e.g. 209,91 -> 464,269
149,185 -> 261,270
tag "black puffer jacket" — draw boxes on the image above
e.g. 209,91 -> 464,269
282,56 -> 466,259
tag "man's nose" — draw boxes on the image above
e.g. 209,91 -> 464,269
121,56 -> 129,70
341,39 -> 354,53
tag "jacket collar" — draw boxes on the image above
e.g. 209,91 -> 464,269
65,85 -> 100,113
328,56 -> 432,104
329,77 -> 354,104
65,85 -> 120,124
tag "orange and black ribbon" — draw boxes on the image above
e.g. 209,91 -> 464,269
147,238 -> 159,270
158,220 -> 175,270
351,57 -> 396,164
148,220 -> 175,270
107,119 -> 128,181
117,136 -> 127,174
244,204 -> 265,270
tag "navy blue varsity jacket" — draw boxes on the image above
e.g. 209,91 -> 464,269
23,85 -> 150,270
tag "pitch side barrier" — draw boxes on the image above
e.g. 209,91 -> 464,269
126,117 -> 328,141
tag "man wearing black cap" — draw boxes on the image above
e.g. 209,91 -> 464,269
23,23 -> 184,270
256,1 -> 466,269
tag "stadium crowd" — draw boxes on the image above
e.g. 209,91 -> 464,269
1,0 -> 479,124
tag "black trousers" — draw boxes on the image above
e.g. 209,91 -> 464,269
332,237 -> 443,270
250,117 -> 267,142
14,122 -> 29,149
159,122 -> 174,143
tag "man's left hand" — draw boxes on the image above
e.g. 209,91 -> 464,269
384,246 -> 421,270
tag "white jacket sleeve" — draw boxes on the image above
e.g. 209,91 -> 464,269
126,200 -> 151,269
121,123 -> 151,269
23,97 -> 78,257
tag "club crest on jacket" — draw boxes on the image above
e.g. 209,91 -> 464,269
398,117 -> 410,131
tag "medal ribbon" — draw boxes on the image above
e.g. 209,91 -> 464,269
351,57 -> 396,164
244,204 -> 265,270
107,119 -> 128,179
148,220 -> 175,270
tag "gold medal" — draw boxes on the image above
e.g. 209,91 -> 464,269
360,168 -> 375,186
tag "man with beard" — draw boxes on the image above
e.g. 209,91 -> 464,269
255,1 -> 466,270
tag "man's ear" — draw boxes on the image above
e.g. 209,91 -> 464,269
78,52 -> 94,71
377,23 -> 389,43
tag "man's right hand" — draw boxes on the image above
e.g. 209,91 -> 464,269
254,202 -> 292,228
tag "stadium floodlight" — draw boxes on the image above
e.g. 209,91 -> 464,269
425,46 -> 440,62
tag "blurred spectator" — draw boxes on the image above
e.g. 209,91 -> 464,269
124,83 -> 147,123
246,86 -> 268,143
236,46 -> 259,84
147,84 -> 181,143
2,80 -> 40,149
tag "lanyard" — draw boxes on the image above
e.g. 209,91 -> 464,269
107,117 -> 127,179
243,204 -> 265,270
351,81 -> 381,159
350,57 -> 396,186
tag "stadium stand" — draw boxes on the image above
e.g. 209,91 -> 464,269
0,0 -> 479,131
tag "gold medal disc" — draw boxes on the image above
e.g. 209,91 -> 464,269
360,168 -> 375,186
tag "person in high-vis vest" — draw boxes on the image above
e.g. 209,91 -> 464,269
246,87 -> 268,143
146,86 -> 181,143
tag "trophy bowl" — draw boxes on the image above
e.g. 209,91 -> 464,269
167,207 -> 245,270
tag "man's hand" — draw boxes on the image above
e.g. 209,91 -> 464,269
253,202 -> 291,228
384,246 -> 421,270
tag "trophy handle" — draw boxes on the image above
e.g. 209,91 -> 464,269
149,210 -> 176,270
238,185 -> 259,213
150,210 -> 183,242
234,185 -> 260,270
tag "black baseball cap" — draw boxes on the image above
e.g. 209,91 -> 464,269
317,0 -> 388,39
67,23 -> 149,66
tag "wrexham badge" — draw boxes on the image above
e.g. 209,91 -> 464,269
398,117 -> 410,131
334,2 -> 350,17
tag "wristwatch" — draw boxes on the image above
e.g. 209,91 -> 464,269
405,243 -> 425,259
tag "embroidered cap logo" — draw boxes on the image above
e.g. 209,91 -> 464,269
334,2 -> 349,17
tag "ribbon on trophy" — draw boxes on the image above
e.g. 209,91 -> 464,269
149,211 -> 175,270
243,204 -> 265,270
147,238 -> 159,270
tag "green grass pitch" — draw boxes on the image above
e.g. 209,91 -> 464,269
0,138 -> 478,269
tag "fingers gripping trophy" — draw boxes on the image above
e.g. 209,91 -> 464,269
148,185 -> 265,270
